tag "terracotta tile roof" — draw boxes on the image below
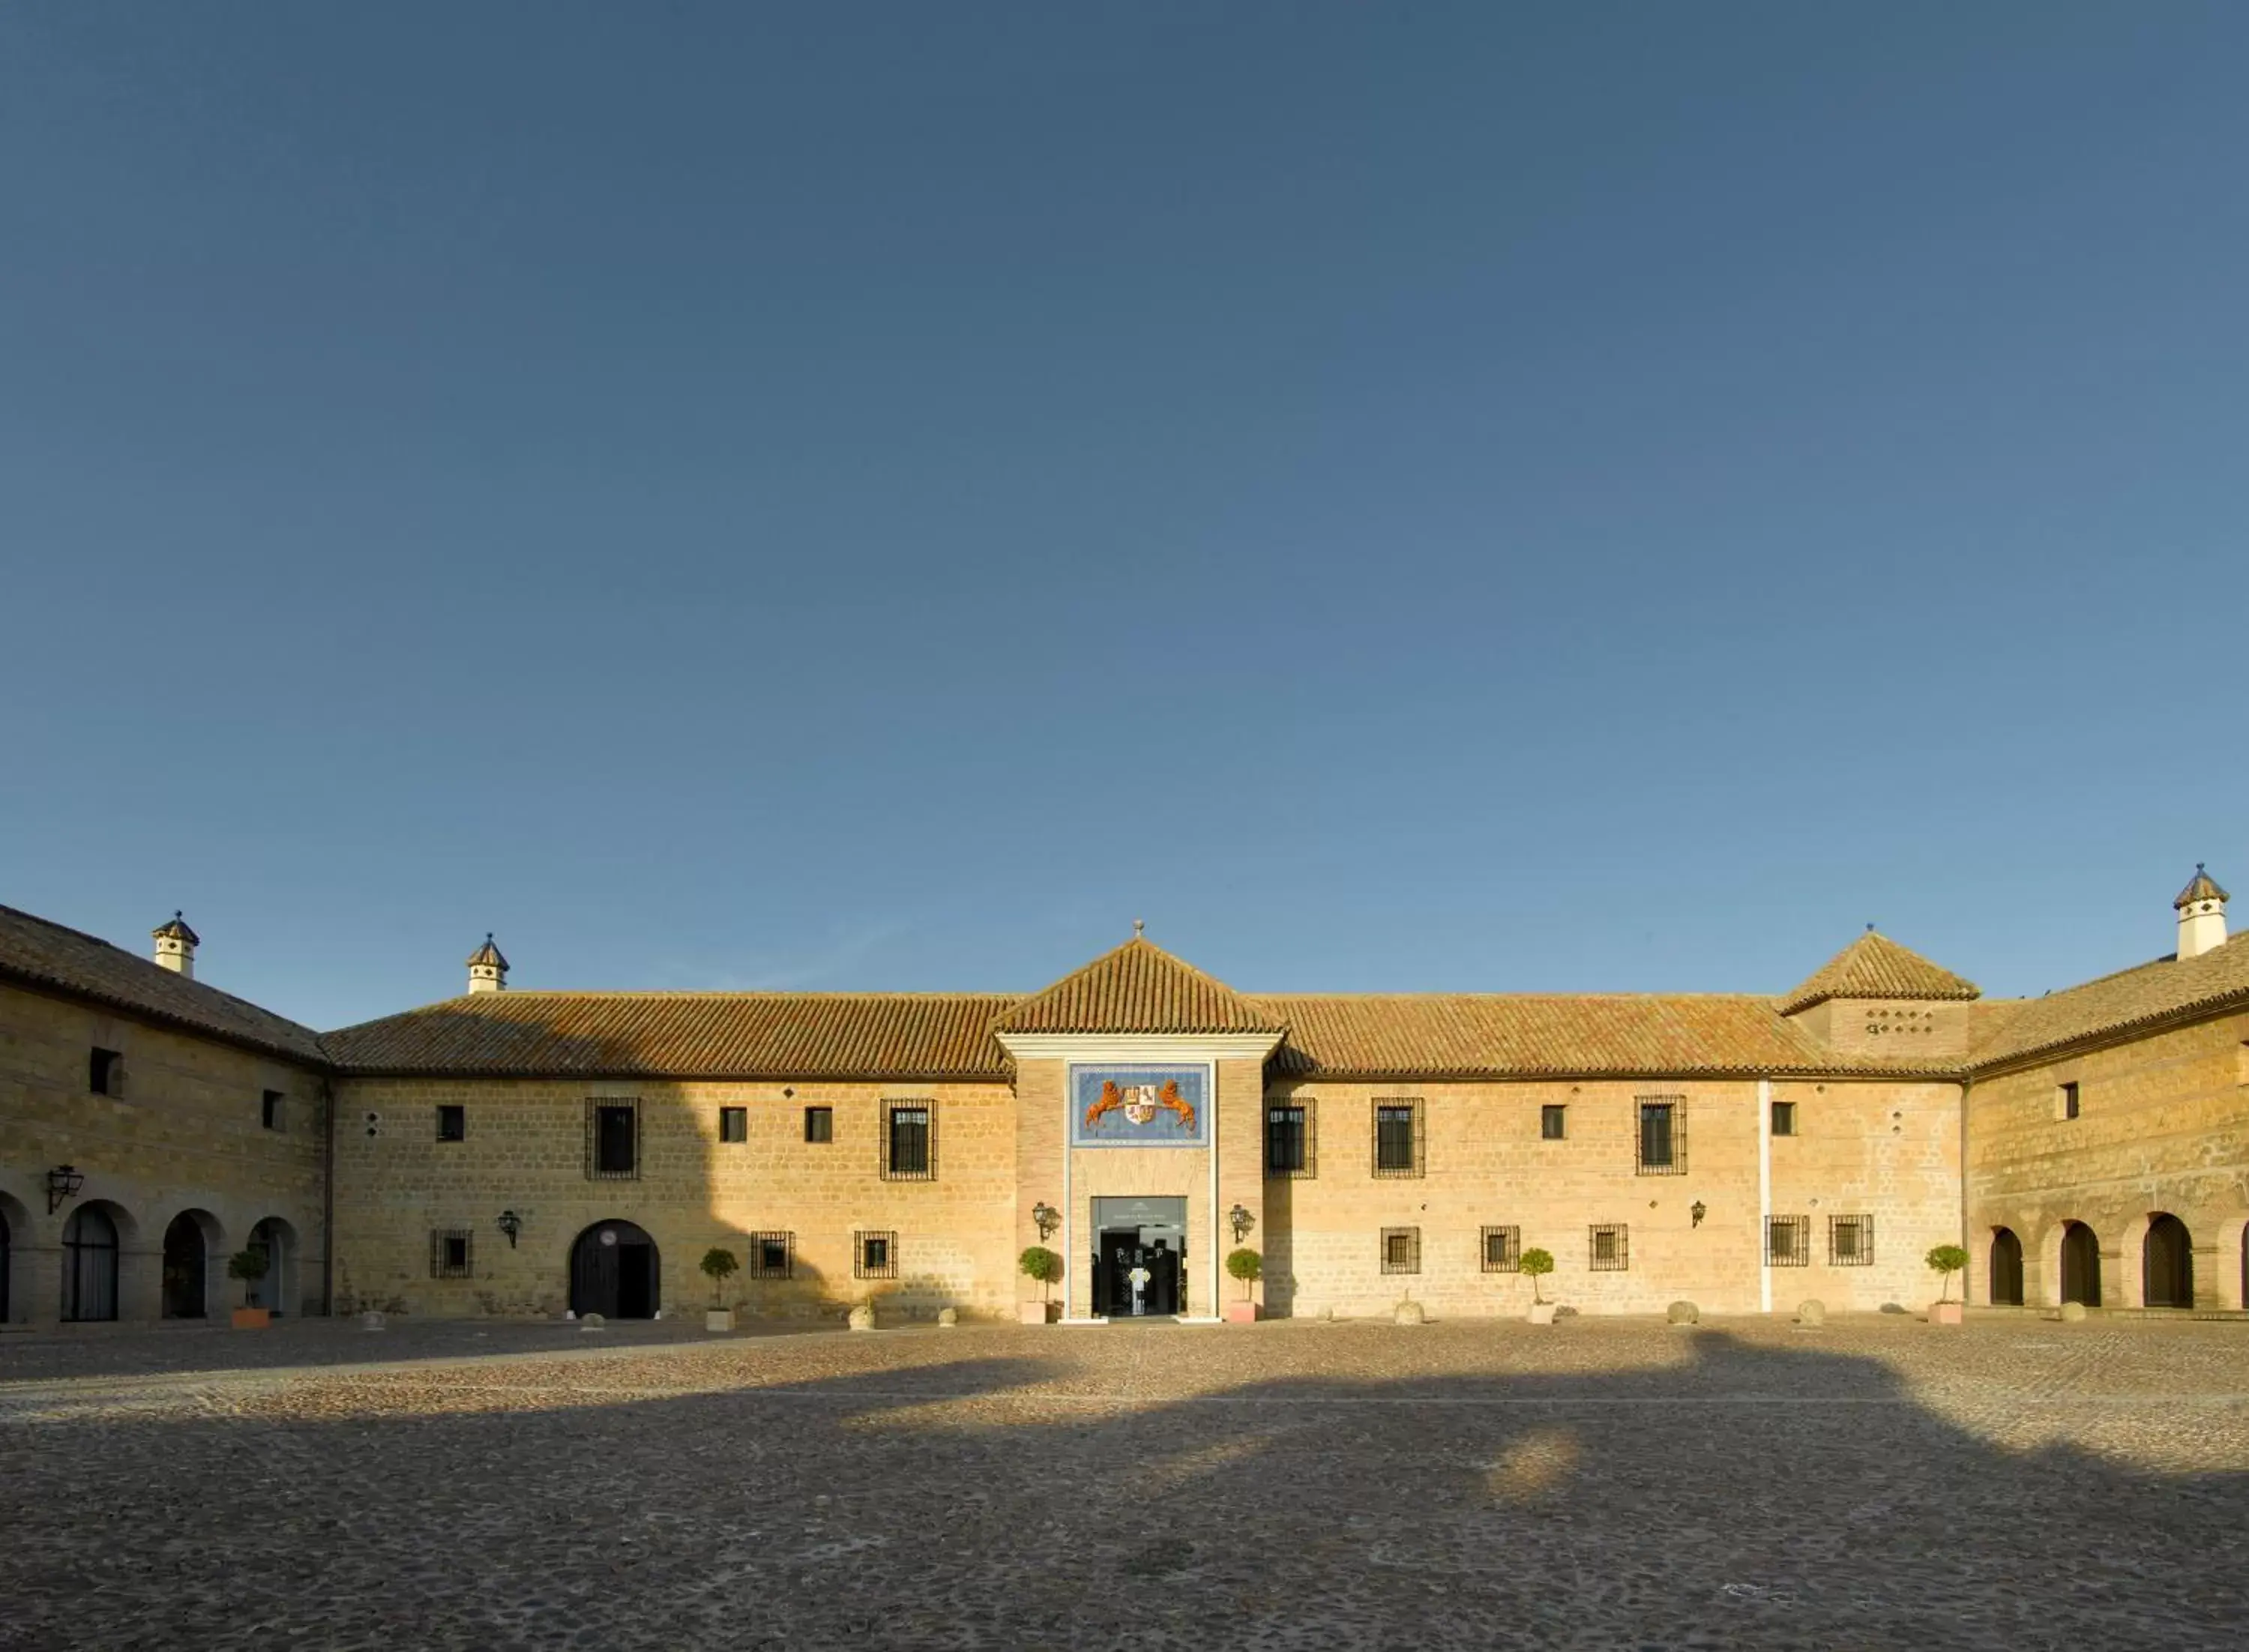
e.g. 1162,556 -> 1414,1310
989,936 -> 1286,1036
1967,932 -> 2249,1070
1777,930 -> 1981,1016
0,902 -> 325,1064
321,991 -> 1019,1079
1256,992 -> 1954,1079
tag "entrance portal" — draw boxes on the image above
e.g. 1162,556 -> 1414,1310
2059,1220 -> 2102,1307
162,1212 -> 209,1318
1989,1227 -> 2024,1306
570,1220 -> 660,1319
1090,1196 -> 1187,1318
2143,1214 -> 2194,1308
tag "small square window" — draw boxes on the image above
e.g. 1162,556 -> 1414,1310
1481,1225 -> 1521,1273
436,1104 -> 465,1142
1589,1223 -> 1630,1270
1541,1104 -> 1567,1141
804,1106 -> 833,1144
855,1230 -> 898,1280
1770,1100 -> 1795,1138
1765,1214 -> 1809,1267
1828,1214 -> 1875,1266
719,1106 -> 747,1143
430,1229 -> 473,1279
89,1047 -> 123,1097
262,1090 -> 286,1132
1380,1226 -> 1421,1275
751,1231 -> 794,1279
2057,1082 -> 2080,1121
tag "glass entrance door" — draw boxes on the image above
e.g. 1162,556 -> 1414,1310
1089,1197 -> 1187,1318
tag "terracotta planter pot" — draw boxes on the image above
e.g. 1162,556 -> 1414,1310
1020,1302 -> 1055,1325
1929,1300 -> 1964,1326
704,1308 -> 735,1333
1223,1300 -> 1259,1324
1526,1302 -> 1558,1326
231,1307 -> 271,1330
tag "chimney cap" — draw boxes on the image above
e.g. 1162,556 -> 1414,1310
2174,864 -> 2230,910
151,911 -> 200,946
466,933 -> 510,971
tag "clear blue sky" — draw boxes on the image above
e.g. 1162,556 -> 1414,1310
4,5 -> 2245,1030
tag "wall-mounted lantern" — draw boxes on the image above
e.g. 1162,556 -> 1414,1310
1229,1203 -> 1254,1244
1690,1200 -> 1707,1229
1031,1201 -> 1059,1241
45,1164 -> 85,1215
497,1209 -> 523,1249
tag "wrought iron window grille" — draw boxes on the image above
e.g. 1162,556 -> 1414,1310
881,1100 -> 936,1181
855,1230 -> 899,1281
1765,1214 -> 1810,1267
585,1098 -> 641,1181
430,1229 -> 474,1279
1380,1226 -> 1421,1275
1371,1097 -> 1425,1179
1265,1100 -> 1316,1178
751,1231 -> 795,1280
1589,1223 -> 1631,1271
1481,1224 -> 1522,1273
1828,1214 -> 1875,1266
1635,1097 -> 1687,1175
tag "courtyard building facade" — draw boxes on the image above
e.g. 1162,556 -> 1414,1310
3,866 -> 2245,1326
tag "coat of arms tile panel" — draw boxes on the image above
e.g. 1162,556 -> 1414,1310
1068,1064 -> 1209,1147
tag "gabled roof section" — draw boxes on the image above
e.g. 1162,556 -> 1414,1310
322,991 -> 1019,1079
1969,930 -> 2249,1070
990,935 -> 1286,1037
1778,929 -> 1981,1016
0,903 -> 325,1064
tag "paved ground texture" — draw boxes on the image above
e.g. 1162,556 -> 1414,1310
4,1312 -> 2248,1651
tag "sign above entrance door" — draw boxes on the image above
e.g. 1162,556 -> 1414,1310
1070,1064 -> 1210,1148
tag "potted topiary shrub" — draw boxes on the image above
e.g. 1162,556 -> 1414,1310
700,1246 -> 741,1333
1519,1247 -> 1558,1324
1018,1245 -> 1062,1324
227,1248 -> 271,1329
1926,1243 -> 1970,1325
1224,1248 -> 1262,1324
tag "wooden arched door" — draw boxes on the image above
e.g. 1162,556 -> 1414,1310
2143,1214 -> 2194,1309
2059,1221 -> 2101,1308
1989,1228 -> 2024,1306
570,1220 -> 660,1318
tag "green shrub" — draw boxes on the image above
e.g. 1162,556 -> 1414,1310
1925,1243 -> 1971,1302
1225,1248 -> 1262,1299
1517,1247 -> 1556,1305
700,1246 -> 741,1305
1018,1246 -> 1063,1303
226,1247 -> 268,1307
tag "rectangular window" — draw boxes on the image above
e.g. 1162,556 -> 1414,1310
1828,1214 -> 1875,1266
719,1106 -> 747,1144
1769,1100 -> 1795,1137
1541,1103 -> 1567,1140
882,1100 -> 935,1180
1265,1102 -> 1315,1178
2057,1082 -> 2080,1121
804,1106 -> 833,1144
1589,1223 -> 1630,1271
855,1231 -> 898,1280
1765,1214 -> 1810,1267
89,1047 -> 123,1097
430,1229 -> 473,1279
1636,1097 -> 1685,1175
262,1090 -> 286,1132
435,1104 -> 465,1142
1372,1097 -> 1424,1178
1481,1224 -> 1521,1273
751,1231 -> 794,1279
1380,1226 -> 1421,1275
586,1099 -> 640,1180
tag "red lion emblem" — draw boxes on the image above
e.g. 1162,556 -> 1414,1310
1083,1078 -> 1196,1134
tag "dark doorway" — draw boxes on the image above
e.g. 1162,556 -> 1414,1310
161,1213 -> 208,1318
570,1220 -> 660,1318
2143,1214 -> 2194,1309
2060,1220 -> 2102,1307
1,1206 -> 10,1324
62,1205 -> 120,1322
1989,1227 -> 2024,1306
1089,1197 -> 1187,1318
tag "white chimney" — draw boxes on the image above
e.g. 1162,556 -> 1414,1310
2175,865 -> 2229,960
152,911 -> 199,978
466,933 -> 510,993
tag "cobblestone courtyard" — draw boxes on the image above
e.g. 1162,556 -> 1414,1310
4,1314 -> 2248,1651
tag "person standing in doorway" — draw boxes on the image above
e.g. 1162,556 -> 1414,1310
1128,1257 -> 1151,1316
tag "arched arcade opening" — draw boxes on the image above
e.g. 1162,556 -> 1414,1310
570,1220 -> 660,1319
1989,1227 -> 2024,1306
62,1204 -> 124,1323
2143,1213 -> 2194,1309
162,1210 -> 223,1319
2060,1220 -> 2102,1308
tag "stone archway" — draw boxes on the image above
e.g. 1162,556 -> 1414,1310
62,1203 -> 125,1322
569,1220 -> 661,1319
244,1217 -> 299,1316
2143,1213 -> 2194,1309
0,1193 -> 19,1325
161,1210 -> 224,1319
1989,1227 -> 2024,1306
2059,1220 -> 2102,1308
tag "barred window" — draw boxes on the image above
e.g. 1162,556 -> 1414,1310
1372,1097 -> 1424,1178
1828,1214 -> 1875,1266
719,1106 -> 747,1143
804,1106 -> 833,1144
1769,1100 -> 1795,1138
1589,1223 -> 1630,1271
586,1099 -> 640,1180
1765,1214 -> 1810,1267
1541,1104 -> 1567,1140
751,1232 -> 794,1279
1266,1102 -> 1315,1178
1635,1097 -> 1685,1175
855,1231 -> 898,1280
1381,1226 -> 1421,1274
882,1100 -> 936,1181
430,1229 -> 473,1279
436,1104 -> 466,1142
1481,1225 -> 1521,1273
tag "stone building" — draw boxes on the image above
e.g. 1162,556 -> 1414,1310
2,866 -> 2245,1326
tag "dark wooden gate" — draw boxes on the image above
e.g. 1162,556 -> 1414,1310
2059,1221 -> 2101,1307
162,1213 -> 207,1318
1989,1228 -> 2024,1306
570,1220 -> 660,1318
2143,1214 -> 2194,1308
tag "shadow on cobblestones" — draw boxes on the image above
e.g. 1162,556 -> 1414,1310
3,1322 -> 2246,1651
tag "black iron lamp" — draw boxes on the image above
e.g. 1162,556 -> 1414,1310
1229,1203 -> 1254,1243
45,1164 -> 84,1215
1031,1201 -> 1059,1241
497,1209 -> 523,1249
1690,1200 -> 1707,1229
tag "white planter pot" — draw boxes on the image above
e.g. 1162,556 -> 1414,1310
705,1308 -> 735,1333
1527,1302 -> 1559,1325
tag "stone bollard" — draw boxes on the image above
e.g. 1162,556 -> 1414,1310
1667,1300 -> 1699,1325
1394,1299 -> 1426,1326
358,1311 -> 386,1331
579,1312 -> 606,1332
936,1307 -> 958,1328
1796,1300 -> 1826,1328
2059,1300 -> 2088,1323
848,1303 -> 876,1332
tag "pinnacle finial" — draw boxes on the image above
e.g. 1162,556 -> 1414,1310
1866,922 -> 1876,932
1133,917 -> 1145,939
